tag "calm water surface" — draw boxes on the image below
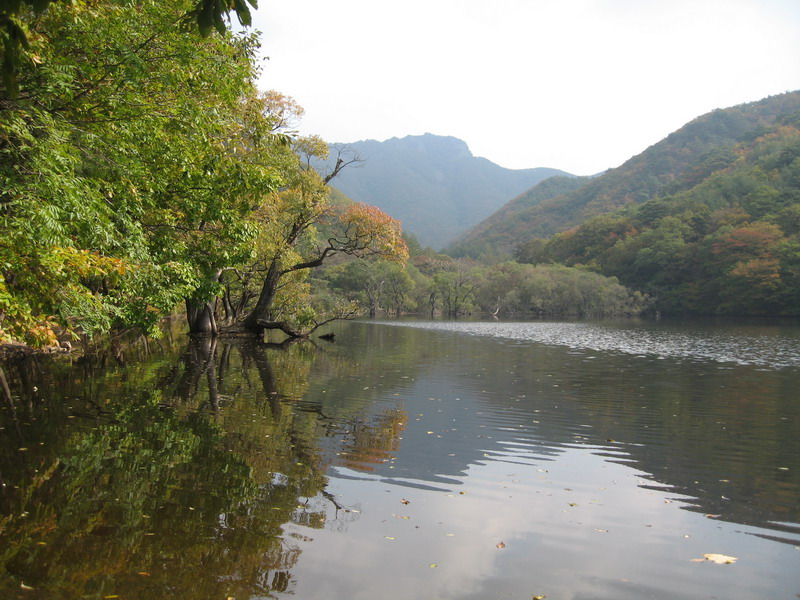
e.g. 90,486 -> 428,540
1,318 -> 799,599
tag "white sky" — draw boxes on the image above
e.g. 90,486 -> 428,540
250,0 -> 800,176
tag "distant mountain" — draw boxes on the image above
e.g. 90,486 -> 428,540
447,175 -> 591,258
449,91 -> 800,258
316,133 -> 571,249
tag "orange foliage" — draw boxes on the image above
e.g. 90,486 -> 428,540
712,223 -> 784,261
339,203 -> 409,263
729,257 -> 781,287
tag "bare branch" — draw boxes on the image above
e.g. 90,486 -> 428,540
323,144 -> 364,183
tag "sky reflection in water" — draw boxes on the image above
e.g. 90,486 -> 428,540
1,319 -> 799,599
290,319 -> 800,599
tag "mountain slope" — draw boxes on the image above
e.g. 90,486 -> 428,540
522,108 -> 800,315
317,133 -> 571,249
450,91 -> 800,257
447,175 -> 591,258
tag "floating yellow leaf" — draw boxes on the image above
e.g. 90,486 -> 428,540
430,563 -> 438,568
697,553 -> 737,564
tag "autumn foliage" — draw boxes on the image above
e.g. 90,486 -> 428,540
336,203 -> 409,263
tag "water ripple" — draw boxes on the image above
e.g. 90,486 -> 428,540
371,320 -> 800,368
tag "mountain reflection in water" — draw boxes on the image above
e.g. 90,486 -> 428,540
1,319 -> 798,600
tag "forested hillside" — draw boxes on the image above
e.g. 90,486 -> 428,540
447,175 -> 590,258
518,108 -> 800,315
314,134 -> 571,249
453,92 -> 800,258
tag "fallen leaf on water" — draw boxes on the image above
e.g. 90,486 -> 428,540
430,563 -> 438,568
400,499 -> 410,505
384,536 -> 396,540
496,541 -> 506,549
704,514 -> 721,519
137,572 -> 150,576
533,596 -> 546,600
695,553 -> 737,564
20,583 -> 34,591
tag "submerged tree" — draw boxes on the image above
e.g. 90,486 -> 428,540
239,168 -> 409,336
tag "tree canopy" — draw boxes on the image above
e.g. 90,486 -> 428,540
0,0 -> 408,347
519,114 -> 800,315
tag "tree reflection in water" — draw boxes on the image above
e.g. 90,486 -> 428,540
0,336 -> 404,599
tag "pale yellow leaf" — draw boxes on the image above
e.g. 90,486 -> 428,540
702,553 -> 737,564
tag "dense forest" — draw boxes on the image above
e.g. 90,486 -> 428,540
318,248 -> 646,320
450,92 -> 800,260
516,110 -> 800,315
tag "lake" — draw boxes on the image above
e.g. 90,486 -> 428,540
1,318 -> 799,599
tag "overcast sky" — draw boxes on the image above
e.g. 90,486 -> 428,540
250,0 -> 800,176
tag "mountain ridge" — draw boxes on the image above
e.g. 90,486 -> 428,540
448,91 -> 800,258
317,133 -> 572,249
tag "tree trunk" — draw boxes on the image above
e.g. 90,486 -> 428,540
242,262 -> 282,333
221,287 -> 235,323
186,298 -> 218,336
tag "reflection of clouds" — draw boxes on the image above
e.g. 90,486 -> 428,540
288,447 -> 798,600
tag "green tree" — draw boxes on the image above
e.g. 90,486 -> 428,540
239,158 -> 409,336
1,0 -> 258,97
0,0 -> 278,345
430,260 -> 479,317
